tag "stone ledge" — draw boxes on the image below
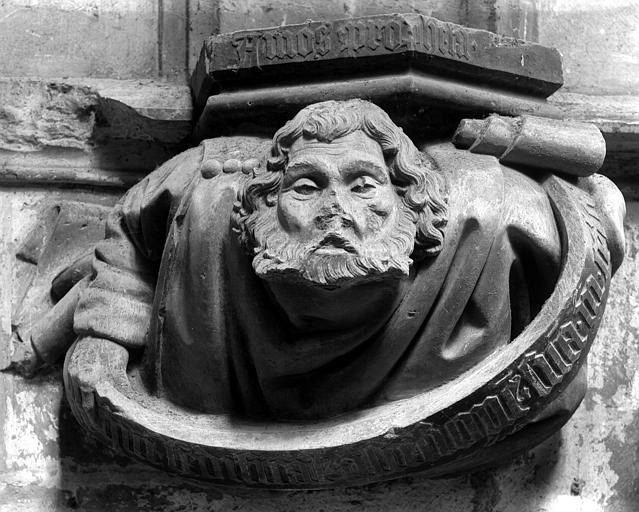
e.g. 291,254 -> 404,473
1,80 -> 639,190
65,78 -> 193,123
550,92 -> 639,135
550,93 -> 639,190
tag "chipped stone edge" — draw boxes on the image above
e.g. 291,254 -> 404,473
0,78 -> 193,189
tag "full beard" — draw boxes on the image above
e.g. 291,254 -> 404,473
245,205 -> 417,288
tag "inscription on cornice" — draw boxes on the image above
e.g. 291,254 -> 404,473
222,16 -> 473,68
207,13 -> 562,91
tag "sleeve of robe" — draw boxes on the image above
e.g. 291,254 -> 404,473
73,146 -> 204,348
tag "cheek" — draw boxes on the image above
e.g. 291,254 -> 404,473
365,205 -> 391,232
277,194 -> 316,233
364,190 -> 399,227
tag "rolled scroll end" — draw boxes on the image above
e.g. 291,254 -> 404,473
452,119 -> 485,149
504,116 -> 606,177
453,114 -> 606,177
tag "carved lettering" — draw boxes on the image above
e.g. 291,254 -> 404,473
272,32 -> 286,60
444,411 -> 483,450
561,319 -> 589,351
282,32 -> 297,58
470,395 -> 511,436
315,25 -> 331,56
422,19 -> 436,52
390,446 -> 408,468
201,455 -> 225,479
296,28 -> 315,57
425,425 -> 455,458
454,29 -> 470,60
438,24 -> 450,56
346,22 -> 367,52
498,374 -> 531,416
283,460 -> 306,483
545,340 -> 573,375
366,20 -> 383,50
383,20 -> 404,51
414,433 -> 439,463
555,328 -> 582,363
519,352 -> 562,397
324,457 -> 361,481
399,441 -> 426,467
336,26 -> 350,53
223,16 -> 481,67
262,33 -> 279,60
366,446 -> 395,472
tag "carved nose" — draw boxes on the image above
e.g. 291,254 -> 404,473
314,206 -> 356,231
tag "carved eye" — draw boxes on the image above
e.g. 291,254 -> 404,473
351,176 -> 377,196
292,178 -> 320,196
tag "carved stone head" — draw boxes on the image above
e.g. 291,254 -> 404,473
233,99 -> 448,288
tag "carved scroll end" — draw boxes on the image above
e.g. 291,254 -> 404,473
453,114 -> 606,177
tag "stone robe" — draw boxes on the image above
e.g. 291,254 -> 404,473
74,137 -> 561,420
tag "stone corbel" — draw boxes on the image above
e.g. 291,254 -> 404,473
6,13 -> 628,489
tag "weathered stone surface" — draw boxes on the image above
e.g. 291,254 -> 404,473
0,1 -> 158,80
0,78 -> 192,188
0,0 -> 219,84
550,92 -> 639,190
216,0 -> 539,40
0,79 -> 98,153
0,78 -> 192,151
537,0 -> 639,95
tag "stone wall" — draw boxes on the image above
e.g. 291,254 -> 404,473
1,1 -> 638,511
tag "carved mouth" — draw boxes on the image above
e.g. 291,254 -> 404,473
314,232 -> 358,255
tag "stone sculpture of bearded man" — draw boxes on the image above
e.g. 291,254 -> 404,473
234,99 -> 447,290
67,99 -> 620,421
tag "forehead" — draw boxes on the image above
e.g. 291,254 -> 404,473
287,131 -> 385,165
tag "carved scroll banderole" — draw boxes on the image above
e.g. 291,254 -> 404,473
62,174 -> 610,489
453,114 -> 606,177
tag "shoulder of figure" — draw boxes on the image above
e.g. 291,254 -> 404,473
500,165 -> 558,229
422,140 -> 503,185
423,141 -> 560,261
422,141 -> 505,222
423,140 -> 555,217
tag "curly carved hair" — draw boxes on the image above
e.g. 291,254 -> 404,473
234,99 -> 448,259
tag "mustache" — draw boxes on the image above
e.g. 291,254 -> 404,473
312,231 -> 358,254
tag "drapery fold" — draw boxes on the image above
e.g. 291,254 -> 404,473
74,139 -> 561,420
